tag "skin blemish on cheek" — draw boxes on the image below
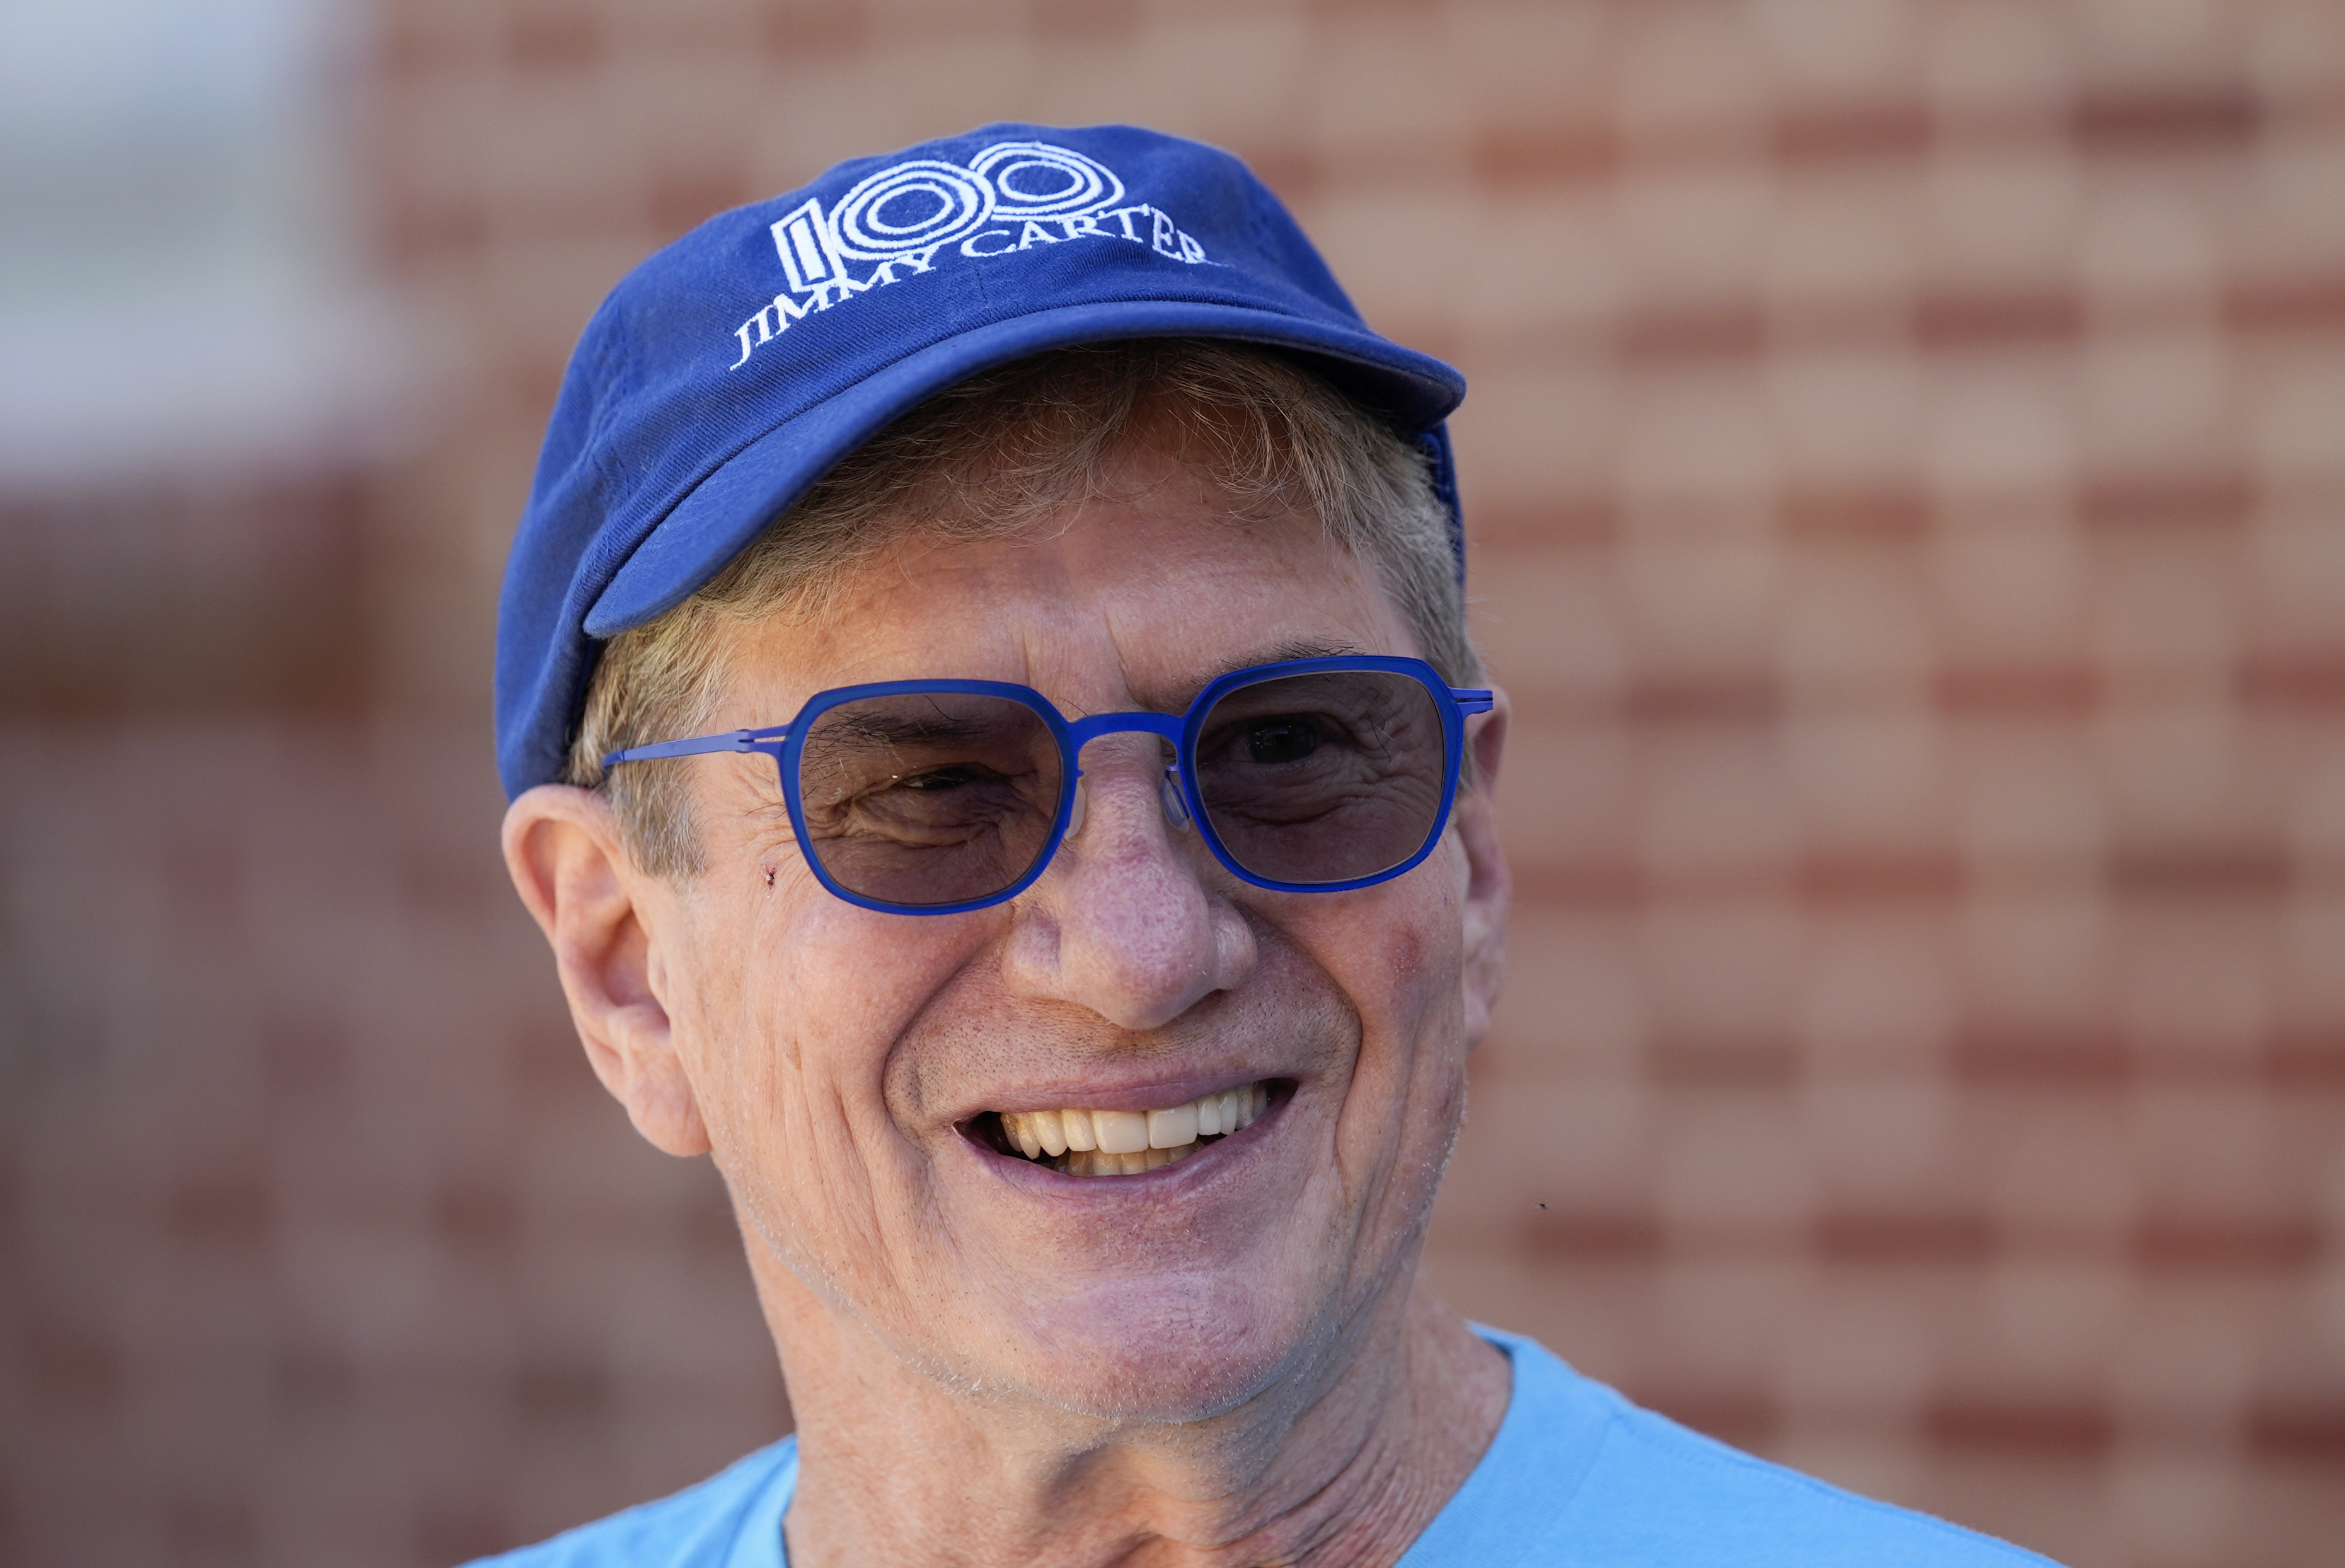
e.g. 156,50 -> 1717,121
1381,919 -> 1430,983
763,865 -> 778,890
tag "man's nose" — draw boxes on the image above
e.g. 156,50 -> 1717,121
998,740 -> 1257,1030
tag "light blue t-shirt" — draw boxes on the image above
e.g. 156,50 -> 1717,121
469,1328 -> 2058,1567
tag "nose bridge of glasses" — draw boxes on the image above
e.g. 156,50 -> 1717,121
1063,710 -> 1185,771
1059,712 -> 1189,844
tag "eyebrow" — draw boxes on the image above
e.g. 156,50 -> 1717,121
1218,638 -> 1363,675
1156,638 -> 1365,712
797,700 -> 1028,764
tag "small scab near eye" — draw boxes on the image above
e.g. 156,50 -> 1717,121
762,866 -> 776,889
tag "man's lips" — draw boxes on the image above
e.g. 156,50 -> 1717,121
961,1079 -> 1287,1178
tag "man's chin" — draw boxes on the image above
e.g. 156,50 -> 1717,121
981,1277 -> 1324,1426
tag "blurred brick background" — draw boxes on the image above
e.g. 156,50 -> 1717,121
3,1 -> 2342,1565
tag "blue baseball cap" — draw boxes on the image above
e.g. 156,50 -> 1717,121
496,122 -> 1468,798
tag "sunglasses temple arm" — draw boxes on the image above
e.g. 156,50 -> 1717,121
1448,688 -> 1495,715
601,725 -> 793,768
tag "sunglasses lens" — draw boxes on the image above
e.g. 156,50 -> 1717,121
1191,670 -> 1449,886
795,693 -> 1063,908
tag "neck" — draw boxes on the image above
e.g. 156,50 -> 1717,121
755,1265 -> 1509,1568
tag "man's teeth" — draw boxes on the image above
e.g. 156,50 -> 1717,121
999,1083 -> 1270,1176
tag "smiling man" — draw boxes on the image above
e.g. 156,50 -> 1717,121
485,125 -> 2054,1567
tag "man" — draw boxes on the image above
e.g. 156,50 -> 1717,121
488,124 -> 2053,1566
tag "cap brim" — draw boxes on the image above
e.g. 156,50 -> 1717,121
584,300 -> 1463,638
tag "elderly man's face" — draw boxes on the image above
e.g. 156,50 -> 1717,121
625,440 -> 1506,1420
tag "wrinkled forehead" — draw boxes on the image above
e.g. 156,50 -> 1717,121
712,456 -> 1408,717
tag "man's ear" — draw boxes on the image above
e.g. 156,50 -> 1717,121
502,784 -> 712,1156
1456,693 -> 1510,1049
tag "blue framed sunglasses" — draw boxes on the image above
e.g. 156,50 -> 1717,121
604,655 -> 1494,916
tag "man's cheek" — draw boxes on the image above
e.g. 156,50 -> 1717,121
1365,885 -> 1467,1037
1378,916 -> 1433,995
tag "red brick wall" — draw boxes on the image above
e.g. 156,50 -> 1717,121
4,3 -> 2340,1565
